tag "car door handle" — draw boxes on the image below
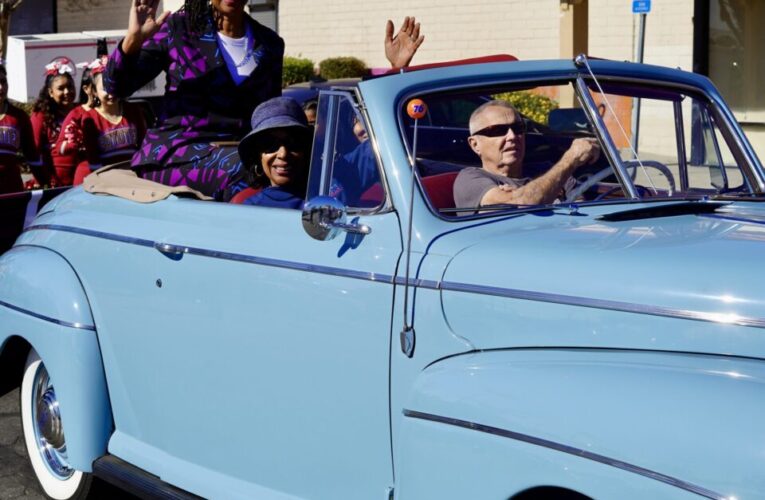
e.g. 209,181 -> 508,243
154,242 -> 188,256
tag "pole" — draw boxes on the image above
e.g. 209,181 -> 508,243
631,13 -> 646,156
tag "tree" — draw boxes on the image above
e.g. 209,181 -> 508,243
0,0 -> 23,62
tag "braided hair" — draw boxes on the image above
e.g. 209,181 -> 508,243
182,0 -> 212,35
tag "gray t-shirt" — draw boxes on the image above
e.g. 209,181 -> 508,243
453,167 -> 529,211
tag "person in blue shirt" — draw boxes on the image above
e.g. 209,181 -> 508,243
237,97 -> 312,208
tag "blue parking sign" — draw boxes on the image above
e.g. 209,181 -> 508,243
632,0 -> 651,13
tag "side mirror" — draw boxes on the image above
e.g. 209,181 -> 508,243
302,196 -> 371,241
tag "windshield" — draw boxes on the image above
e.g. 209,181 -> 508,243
400,79 -> 759,218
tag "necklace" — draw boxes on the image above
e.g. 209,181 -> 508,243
96,106 -> 123,125
219,26 -> 256,69
234,44 -> 256,69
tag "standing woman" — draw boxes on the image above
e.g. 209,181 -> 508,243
55,63 -> 99,185
71,57 -> 147,185
105,0 -> 285,200
106,0 -> 425,200
0,65 -> 38,194
30,59 -> 78,187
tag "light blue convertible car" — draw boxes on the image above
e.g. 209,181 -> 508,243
1,55 -> 764,500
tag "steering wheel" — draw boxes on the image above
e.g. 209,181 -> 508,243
623,160 -> 676,195
564,159 -> 676,202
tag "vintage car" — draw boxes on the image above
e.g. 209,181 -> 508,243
2,55 -> 765,500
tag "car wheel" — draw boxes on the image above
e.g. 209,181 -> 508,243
20,349 -> 93,500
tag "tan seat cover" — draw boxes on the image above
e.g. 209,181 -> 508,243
83,163 -> 212,203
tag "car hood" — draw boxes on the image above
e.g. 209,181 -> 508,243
437,201 -> 765,358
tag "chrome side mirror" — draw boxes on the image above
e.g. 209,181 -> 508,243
302,196 -> 372,241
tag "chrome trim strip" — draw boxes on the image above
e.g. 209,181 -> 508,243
403,409 -> 727,500
28,224 -> 765,329
182,246 -> 394,283
28,224 -> 155,248
439,281 -> 765,329
0,299 -> 95,331
700,213 -> 765,226
26,224 -> 396,285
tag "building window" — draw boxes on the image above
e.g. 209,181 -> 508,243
10,0 -> 55,35
249,0 -> 278,32
708,0 -> 765,123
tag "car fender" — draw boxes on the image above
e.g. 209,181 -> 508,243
395,349 -> 765,499
0,245 -> 112,472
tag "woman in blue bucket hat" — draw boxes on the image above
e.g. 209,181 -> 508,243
236,97 -> 313,208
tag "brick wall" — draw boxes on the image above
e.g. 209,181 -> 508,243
57,0 -> 130,32
278,0 -> 560,70
57,0 -> 179,33
279,1 -> 695,70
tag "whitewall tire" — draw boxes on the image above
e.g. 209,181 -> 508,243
20,349 -> 93,500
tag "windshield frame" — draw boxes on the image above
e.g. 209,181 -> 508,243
395,71 -> 765,221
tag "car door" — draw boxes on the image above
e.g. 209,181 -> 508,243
79,91 -> 401,499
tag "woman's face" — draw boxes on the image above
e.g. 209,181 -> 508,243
94,74 -> 117,107
258,128 -> 308,188
211,0 -> 247,16
48,75 -> 75,108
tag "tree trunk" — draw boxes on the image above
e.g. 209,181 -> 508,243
0,12 -> 11,63
0,0 -> 23,63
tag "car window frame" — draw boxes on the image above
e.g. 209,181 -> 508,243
307,88 -> 392,216
398,74 -> 765,222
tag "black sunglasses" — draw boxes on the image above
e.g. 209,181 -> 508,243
258,133 -> 305,154
473,121 -> 526,137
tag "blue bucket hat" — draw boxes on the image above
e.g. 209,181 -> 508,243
239,97 -> 310,166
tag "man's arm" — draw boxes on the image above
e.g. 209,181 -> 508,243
480,138 -> 600,206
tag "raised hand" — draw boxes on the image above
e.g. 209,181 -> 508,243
385,17 -> 425,69
123,0 -> 170,55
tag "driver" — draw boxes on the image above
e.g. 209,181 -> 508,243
453,100 -> 601,212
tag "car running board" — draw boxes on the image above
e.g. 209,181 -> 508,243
93,455 -> 203,500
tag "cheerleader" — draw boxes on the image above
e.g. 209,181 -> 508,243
30,58 -> 77,187
0,65 -> 39,194
72,57 -> 146,185
57,61 -> 100,185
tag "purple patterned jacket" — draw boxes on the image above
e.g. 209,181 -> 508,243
105,12 -> 284,168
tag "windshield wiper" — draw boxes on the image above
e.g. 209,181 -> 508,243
597,201 -> 728,222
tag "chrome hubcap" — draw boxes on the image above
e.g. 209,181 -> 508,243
31,364 -> 74,480
37,388 -> 65,449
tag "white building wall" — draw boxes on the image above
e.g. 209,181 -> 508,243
280,1 -> 695,70
278,0 -> 560,69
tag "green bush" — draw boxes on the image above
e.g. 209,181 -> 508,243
10,99 -> 34,116
493,91 -> 558,125
282,57 -> 315,87
318,57 -> 368,80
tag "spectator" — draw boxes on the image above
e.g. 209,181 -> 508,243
30,58 -> 78,187
69,57 -> 147,185
106,0 -> 425,201
0,65 -> 38,194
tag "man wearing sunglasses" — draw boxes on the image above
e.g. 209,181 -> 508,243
454,100 -> 600,212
